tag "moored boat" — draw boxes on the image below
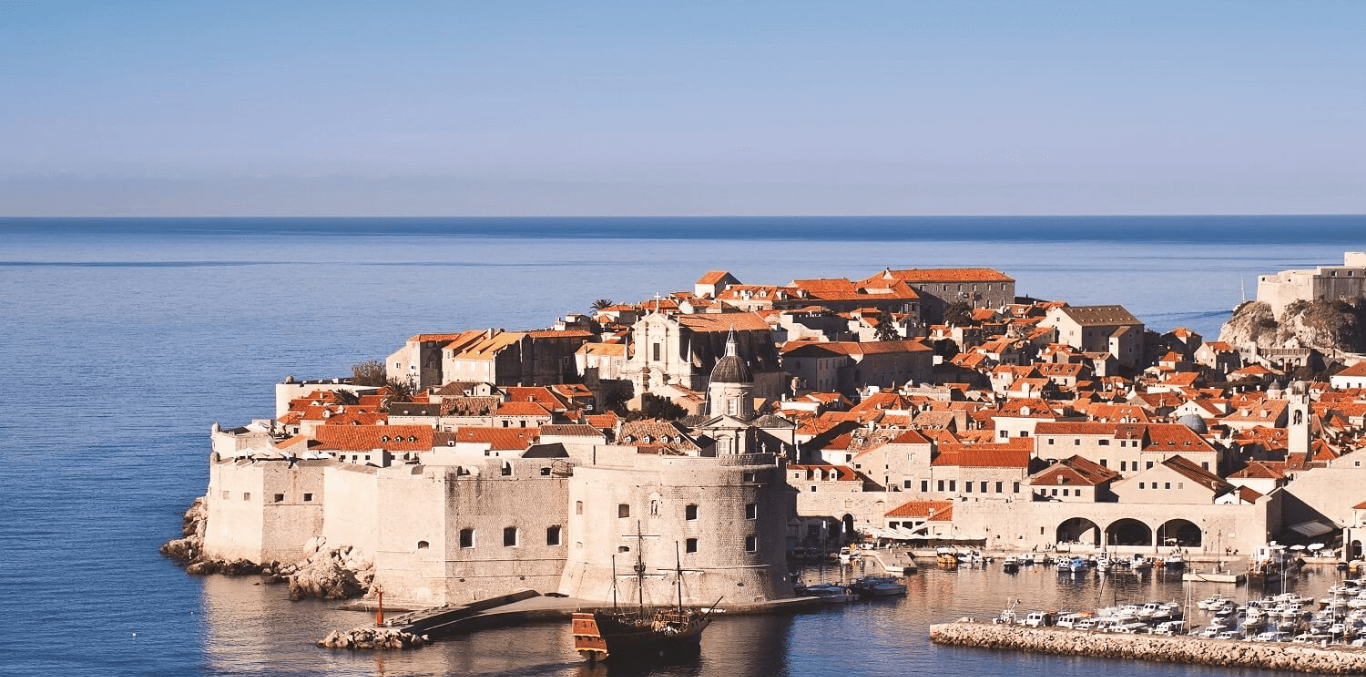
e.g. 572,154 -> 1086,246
572,530 -> 716,662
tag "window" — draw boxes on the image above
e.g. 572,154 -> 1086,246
274,493 -> 285,503
1146,461 -> 1154,469
949,480 -> 956,492
1074,439 -> 1081,446
460,528 -> 475,548
504,527 -> 519,547
1164,482 -> 1171,490
965,482 -> 972,493
417,540 -> 429,550
652,343 -> 661,361
1201,462 -> 1209,470
922,480 -> 930,492
743,472 -> 757,482
995,482 -> 1003,493
1099,459 -> 1107,468
685,504 -> 698,521
1013,482 -> 1020,493
540,467 -> 551,476
575,500 -> 583,515
243,492 -> 251,501
1120,461 -> 1127,471
1099,439 -> 1109,446
501,461 -> 513,476
1051,489 -> 1058,496
903,480 -> 912,489
303,493 -> 313,502
1047,439 -> 1055,445
745,535 -> 757,552
1139,482 -> 1145,489
547,526 -> 562,546
980,482 -> 987,493
686,538 -> 698,553
618,504 -> 630,518
937,480 -> 945,491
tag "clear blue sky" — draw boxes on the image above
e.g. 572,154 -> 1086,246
1,0 -> 1362,216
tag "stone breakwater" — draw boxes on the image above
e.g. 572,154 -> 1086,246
930,621 -> 1366,674
318,627 -> 429,650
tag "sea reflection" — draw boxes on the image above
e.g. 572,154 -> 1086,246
197,561 -> 1356,677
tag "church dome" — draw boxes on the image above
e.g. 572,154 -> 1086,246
710,330 -> 754,384
1176,414 -> 1208,434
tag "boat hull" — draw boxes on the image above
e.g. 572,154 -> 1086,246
572,611 -> 710,662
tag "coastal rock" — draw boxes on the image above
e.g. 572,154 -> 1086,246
318,627 -> 428,650
160,496 -> 210,565
288,547 -> 374,601
1220,299 -> 1365,358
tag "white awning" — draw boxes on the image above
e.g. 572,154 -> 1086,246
1289,521 -> 1336,538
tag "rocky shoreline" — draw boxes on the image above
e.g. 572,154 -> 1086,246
159,497 -> 375,601
930,621 -> 1366,674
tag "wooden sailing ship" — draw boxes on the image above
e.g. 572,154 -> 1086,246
572,525 -> 716,662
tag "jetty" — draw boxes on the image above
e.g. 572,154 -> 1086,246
930,620 -> 1366,674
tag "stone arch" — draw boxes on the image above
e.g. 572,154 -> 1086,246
1056,517 -> 1101,546
1158,518 -> 1202,547
1106,518 -> 1153,547
841,514 -> 855,541
1351,540 -> 1363,560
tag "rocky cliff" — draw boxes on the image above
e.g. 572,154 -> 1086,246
1219,299 -> 1366,355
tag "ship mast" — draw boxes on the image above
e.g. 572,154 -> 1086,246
675,541 -> 684,613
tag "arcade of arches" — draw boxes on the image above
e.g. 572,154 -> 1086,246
1055,516 -> 1203,549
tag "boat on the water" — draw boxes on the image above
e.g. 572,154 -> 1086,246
1002,556 -> 1020,573
572,528 -> 716,662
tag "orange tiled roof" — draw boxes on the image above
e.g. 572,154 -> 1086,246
885,499 -> 955,519
315,424 -> 434,451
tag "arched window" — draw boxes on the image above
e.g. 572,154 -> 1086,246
546,526 -> 562,546
416,540 -> 429,550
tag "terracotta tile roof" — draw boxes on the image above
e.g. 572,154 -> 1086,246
885,499 -> 955,520
932,441 -> 1031,468
1054,305 -> 1142,327
871,268 -> 1013,283
539,424 -> 606,437
578,343 -> 626,356
315,424 -> 434,451
1229,461 -> 1285,480
495,401 -> 553,417
450,426 -> 540,451
790,464 -> 862,481
696,270 -> 734,285
674,312 -> 771,332
1161,455 -> 1230,493
584,412 -> 620,430
1031,456 -> 1119,486
1336,362 -> 1366,378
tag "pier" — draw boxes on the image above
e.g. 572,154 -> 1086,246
930,620 -> 1366,674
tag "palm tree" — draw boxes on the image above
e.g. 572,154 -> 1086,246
591,298 -> 615,311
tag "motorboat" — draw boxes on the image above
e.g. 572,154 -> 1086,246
1002,556 -> 1020,573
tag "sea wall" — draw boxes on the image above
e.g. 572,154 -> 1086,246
930,621 -> 1366,674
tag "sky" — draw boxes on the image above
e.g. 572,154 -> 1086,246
0,0 -> 1362,216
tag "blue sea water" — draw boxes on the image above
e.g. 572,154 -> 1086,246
1,216 -> 1363,677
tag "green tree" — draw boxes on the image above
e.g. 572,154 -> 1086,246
351,359 -> 388,386
625,393 -> 688,421
591,298 -> 616,311
872,310 -> 901,341
944,301 -> 975,327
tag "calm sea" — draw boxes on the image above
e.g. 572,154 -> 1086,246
1,215 -> 1363,676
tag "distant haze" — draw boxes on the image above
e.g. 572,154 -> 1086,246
1,1 -> 1362,217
